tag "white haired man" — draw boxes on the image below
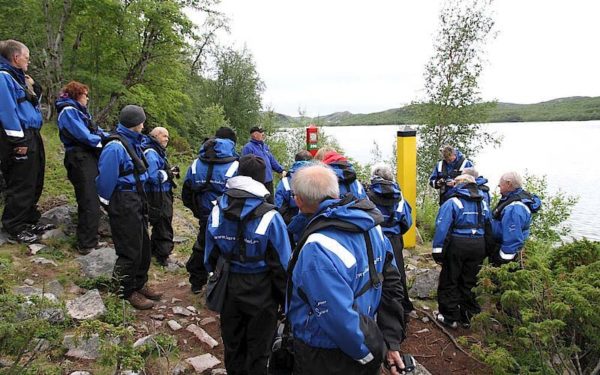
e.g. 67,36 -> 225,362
287,164 -> 407,375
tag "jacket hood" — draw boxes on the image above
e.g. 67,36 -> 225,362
199,137 -> 237,159
0,56 -> 25,84
116,124 -> 144,145
505,188 -> 542,213
325,154 -> 357,185
55,96 -> 89,116
447,182 -> 484,201
475,176 -> 488,186
221,176 -> 271,220
289,160 -> 311,174
310,195 -> 383,233
367,178 -> 402,206
142,135 -> 166,157
322,151 -> 347,164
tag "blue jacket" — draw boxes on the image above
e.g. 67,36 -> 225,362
367,178 -> 412,236
328,162 -> 367,199
428,149 -> 473,188
204,176 -> 291,274
0,56 -> 42,144
432,183 -> 491,253
241,139 -> 283,183
491,188 -> 542,261
475,176 -> 491,206
182,138 -> 239,219
142,136 -> 172,192
55,97 -> 106,152
96,124 -> 149,204
274,160 -> 311,222
287,197 -> 396,362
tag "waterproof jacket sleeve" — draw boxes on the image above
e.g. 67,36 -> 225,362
498,204 -> 528,258
432,199 -> 457,251
144,149 -> 168,186
57,107 -> 102,148
296,243 -> 373,362
377,250 -> 406,350
0,73 -> 26,144
265,145 -> 284,173
429,162 -> 441,188
96,143 -> 123,205
204,205 -> 220,273
274,179 -> 288,208
396,199 -> 413,235
264,212 -> 292,305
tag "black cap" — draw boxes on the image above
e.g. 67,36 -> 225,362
215,126 -> 237,144
119,105 -> 146,128
249,126 -> 264,134
238,154 -> 266,184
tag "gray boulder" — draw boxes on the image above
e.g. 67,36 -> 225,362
409,268 -> 440,299
77,247 -> 117,278
63,334 -> 101,360
66,289 -> 106,320
41,205 -> 75,226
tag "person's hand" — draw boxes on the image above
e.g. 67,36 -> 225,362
13,146 -> 28,155
281,170 -> 287,178
384,350 -> 405,374
446,180 -> 455,187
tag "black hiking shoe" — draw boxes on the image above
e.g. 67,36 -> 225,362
26,223 -> 56,234
9,230 -> 39,244
436,313 -> 458,329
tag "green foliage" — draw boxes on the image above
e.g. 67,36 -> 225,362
475,239 -> 600,374
416,193 -> 439,242
138,333 -> 179,358
418,0 -> 498,189
75,275 -> 115,292
102,293 -> 134,327
524,173 -> 578,243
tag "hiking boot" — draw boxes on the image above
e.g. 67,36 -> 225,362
436,313 -> 458,329
76,247 -> 94,255
9,230 -> 38,244
138,285 -> 163,301
26,223 -> 56,234
127,291 -> 155,310
156,257 -> 169,267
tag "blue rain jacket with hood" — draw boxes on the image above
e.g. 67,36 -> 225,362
182,138 -> 239,220
142,135 -> 172,192
322,151 -> 367,199
367,177 -> 412,236
491,188 -> 541,261
96,124 -> 149,205
0,56 -> 42,144
274,160 -> 311,223
432,183 -> 491,255
55,96 -> 107,152
241,138 -> 283,183
287,196 -> 403,364
428,149 -> 473,188
204,175 -> 291,274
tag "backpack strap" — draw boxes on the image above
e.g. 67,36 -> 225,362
104,133 -> 148,195
493,190 -> 535,220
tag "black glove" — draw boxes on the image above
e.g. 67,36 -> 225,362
432,252 -> 444,264
435,178 -> 446,188
170,166 -> 181,179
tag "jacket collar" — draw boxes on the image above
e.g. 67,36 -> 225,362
116,124 -> 144,146
0,56 -> 25,84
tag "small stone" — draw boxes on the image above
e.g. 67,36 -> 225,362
185,354 -> 221,373
171,297 -> 182,304
416,328 -> 430,334
70,372 -> 92,375
33,338 -> 51,352
186,324 -> 218,348
158,305 -> 167,310
28,243 -> 48,255
408,310 -> 419,319
173,236 -> 189,244
24,279 -> 35,286
150,314 -> 165,320
422,305 -> 430,311
211,369 -> 227,375
63,334 -> 101,360
200,317 -> 217,326
46,280 -> 64,298
421,317 -> 430,323
177,281 -> 187,288
172,361 -> 190,375
41,228 -> 66,240
133,334 -> 154,348
168,320 -> 183,331
173,306 -> 193,317
30,257 -> 57,266
68,284 -> 83,295
186,305 -> 197,313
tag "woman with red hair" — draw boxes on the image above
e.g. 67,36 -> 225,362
55,80 -> 107,254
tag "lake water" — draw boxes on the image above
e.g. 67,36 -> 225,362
322,121 -> 600,241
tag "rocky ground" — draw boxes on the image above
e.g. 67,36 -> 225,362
0,202 -> 490,374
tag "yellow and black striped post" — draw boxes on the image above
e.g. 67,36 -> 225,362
396,128 -> 416,248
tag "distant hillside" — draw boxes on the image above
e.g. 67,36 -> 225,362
273,96 -> 600,126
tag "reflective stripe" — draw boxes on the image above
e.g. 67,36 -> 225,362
437,161 -> 443,173
95,141 -> 102,148
357,352 -> 374,365
432,247 -> 443,254
282,176 -> 290,191
99,196 -> 109,205
305,233 -> 356,268
225,161 -> 239,177
396,198 -> 404,213
499,250 -> 517,260
356,181 -> 364,195
159,170 -> 168,182
143,148 -> 155,155
57,106 -> 79,123
4,129 -> 24,137
451,197 -> 463,209
375,225 -> 385,241
459,158 -> 469,171
191,159 -> 199,174
508,201 -> 531,214
211,205 -> 220,227
255,210 -> 277,235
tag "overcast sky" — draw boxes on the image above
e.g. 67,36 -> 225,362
194,0 -> 600,117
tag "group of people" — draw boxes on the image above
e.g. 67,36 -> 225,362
1,39 -> 542,375
429,145 -> 541,329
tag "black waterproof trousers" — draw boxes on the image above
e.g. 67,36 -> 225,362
386,233 -> 415,313
64,148 -> 100,248
221,272 -> 278,375
264,180 -> 275,204
437,235 -> 486,322
0,129 -> 44,234
107,191 -> 150,298
147,190 -> 174,261
293,339 -> 381,375
186,218 -> 208,289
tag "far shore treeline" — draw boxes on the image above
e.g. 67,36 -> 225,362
275,96 -> 600,127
